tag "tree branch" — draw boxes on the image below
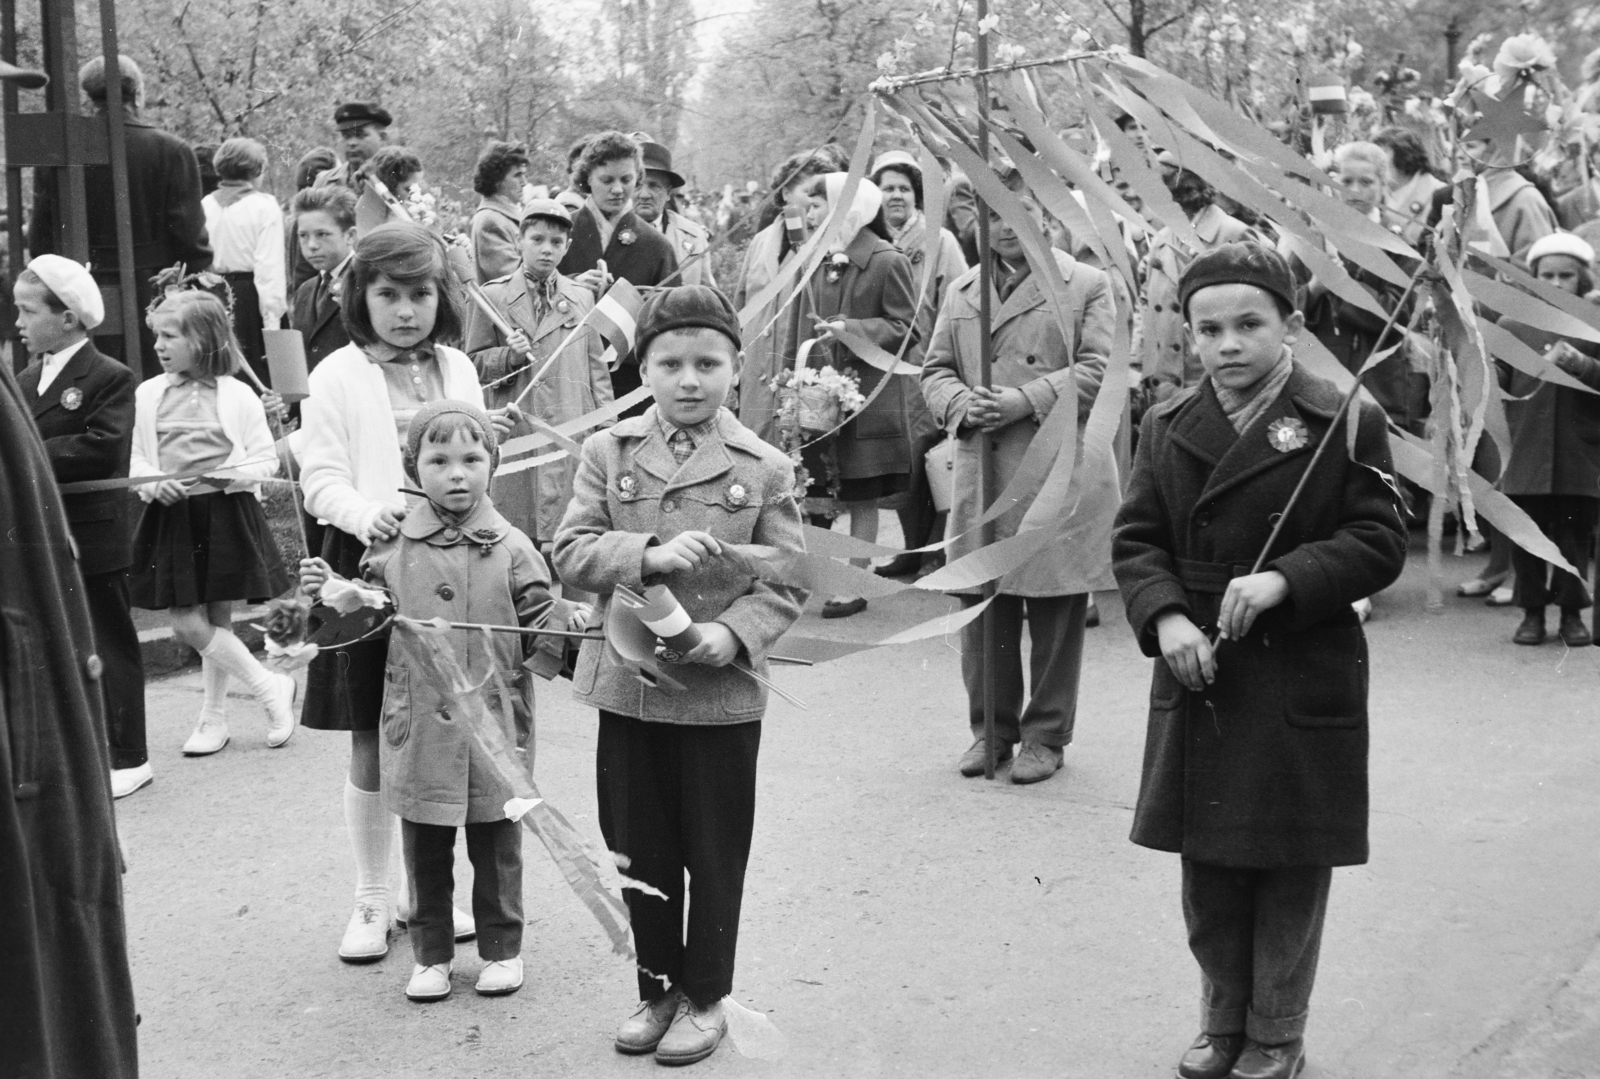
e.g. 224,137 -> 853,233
173,2 -> 230,130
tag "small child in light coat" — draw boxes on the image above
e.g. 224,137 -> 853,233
553,285 -> 808,1067
301,399 -> 579,1003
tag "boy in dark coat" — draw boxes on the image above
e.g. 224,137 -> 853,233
1113,243 -> 1407,1079
14,256 -> 148,800
289,184 -> 358,372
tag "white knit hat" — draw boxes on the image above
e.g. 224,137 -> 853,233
1527,232 -> 1596,270
26,254 -> 104,330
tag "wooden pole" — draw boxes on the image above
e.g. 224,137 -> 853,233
975,0 -> 999,780
97,0 -> 140,371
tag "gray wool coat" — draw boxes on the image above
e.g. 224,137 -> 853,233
1112,365 -> 1408,868
552,406 -> 808,723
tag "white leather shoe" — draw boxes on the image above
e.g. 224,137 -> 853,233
338,901 -> 390,963
263,672 -> 298,748
405,962 -> 453,1002
182,714 -> 229,756
110,763 -> 153,799
474,957 -> 523,996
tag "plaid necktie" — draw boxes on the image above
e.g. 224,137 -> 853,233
667,426 -> 695,465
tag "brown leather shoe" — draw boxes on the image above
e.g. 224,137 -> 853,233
1559,610 -> 1593,648
1513,609 -> 1546,645
614,990 -> 680,1055
655,997 -> 726,1066
958,737 -> 1014,777
1177,1032 -> 1247,1079
1228,1038 -> 1305,1079
1009,743 -> 1064,784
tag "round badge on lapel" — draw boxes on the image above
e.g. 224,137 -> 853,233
557,299 -> 570,314
1266,417 -> 1310,453
727,483 -> 749,507
618,473 -> 637,499
60,386 -> 83,411
619,228 -> 637,246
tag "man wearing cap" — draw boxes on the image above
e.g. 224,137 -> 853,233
632,136 -> 715,288
465,198 -> 612,553
14,255 -> 149,800
29,54 -> 212,380
870,148 -> 970,578
315,102 -> 393,190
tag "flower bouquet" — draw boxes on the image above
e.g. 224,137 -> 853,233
771,364 -> 866,436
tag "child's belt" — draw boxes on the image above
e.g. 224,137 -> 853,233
1176,558 -> 1254,594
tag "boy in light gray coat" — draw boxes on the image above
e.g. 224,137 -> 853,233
553,285 -> 807,1067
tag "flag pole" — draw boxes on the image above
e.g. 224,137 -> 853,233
975,0 -> 999,781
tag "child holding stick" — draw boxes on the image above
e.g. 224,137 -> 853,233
553,285 -> 807,1066
300,400 -> 572,1001
1113,243 -> 1407,1079
127,289 -> 295,754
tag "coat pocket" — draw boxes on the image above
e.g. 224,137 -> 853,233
1,607 -> 41,798
1149,660 -> 1185,711
381,665 -> 412,749
720,664 -> 764,717
1282,626 -> 1366,729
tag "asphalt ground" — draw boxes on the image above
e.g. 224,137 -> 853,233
115,533 -> 1600,1078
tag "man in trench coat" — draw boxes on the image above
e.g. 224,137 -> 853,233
920,178 -> 1119,784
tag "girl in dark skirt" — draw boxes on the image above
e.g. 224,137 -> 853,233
296,222 -> 492,963
129,289 -> 294,756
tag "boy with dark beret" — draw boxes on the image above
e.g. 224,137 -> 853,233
1113,243 -> 1407,1079
553,285 -> 808,1066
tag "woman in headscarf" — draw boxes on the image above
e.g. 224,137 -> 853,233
789,172 -> 918,618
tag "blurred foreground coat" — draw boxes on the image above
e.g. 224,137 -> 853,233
1112,366 -> 1408,867
0,360 -> 138,1078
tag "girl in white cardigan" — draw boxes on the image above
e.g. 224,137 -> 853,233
128,290 -> 294,756
297,222 -> 494,965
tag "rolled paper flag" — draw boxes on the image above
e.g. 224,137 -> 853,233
263,328 -> 310,402
637,583 -> 703,661
1308,72 -> 1348,115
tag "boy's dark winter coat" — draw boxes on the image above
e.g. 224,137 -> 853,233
1113,365 -> 1407,868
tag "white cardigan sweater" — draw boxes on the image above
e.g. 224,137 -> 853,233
130,373 -> 280,501
299,343 -> 485,544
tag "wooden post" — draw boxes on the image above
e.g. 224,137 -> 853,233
2,0 -> 21,296
975,0 -> 999,780
39,0 -> 85,261
96,0 -> 140,367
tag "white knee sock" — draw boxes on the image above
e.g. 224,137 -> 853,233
199,627 -> 277,701
344,779 -> 391,908
200,657 -> 231,720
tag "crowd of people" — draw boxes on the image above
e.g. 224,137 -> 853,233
10,45 -> 1600,1079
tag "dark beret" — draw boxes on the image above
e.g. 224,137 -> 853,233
636,285 -> 742,359
1178,241 -> 1298,319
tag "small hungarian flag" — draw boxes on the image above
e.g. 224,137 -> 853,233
590,278 -> 644,355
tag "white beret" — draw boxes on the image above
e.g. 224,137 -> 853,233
27,254 -> 104,330
1527,232 -> 1596,270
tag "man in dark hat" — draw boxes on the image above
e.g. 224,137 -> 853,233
29,53 -> 213,380
631,134 -> 715,288
315,101 -> 393,189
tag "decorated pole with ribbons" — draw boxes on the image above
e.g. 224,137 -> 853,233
973,0 -> 1000,781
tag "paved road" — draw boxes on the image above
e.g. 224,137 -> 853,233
116,542 -> 1600,1078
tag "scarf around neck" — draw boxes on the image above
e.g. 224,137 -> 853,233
211,179 -> 255,209
1214,347 -> 1294,435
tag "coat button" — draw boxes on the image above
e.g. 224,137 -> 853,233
662,499 -> 677,513
437,584 -> 455,600
442,527 -> 460,541
85,654 -> 103,681
1197,513 -> 1211,527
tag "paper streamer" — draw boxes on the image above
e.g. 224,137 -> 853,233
389,619 -> 636,959
723,998 -> 789,1061
775,594 -> 997,665
496,385 -> 651,462
58,452 -> 282,493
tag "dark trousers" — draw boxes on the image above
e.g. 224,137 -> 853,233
1182,860 -> 1333,1045
892,408 -> 946,558
597,711 -> 760,1007
401,818 -> 522,965
1510,494 -> 1597,611
959,592 -> 1087,747
84,570 -> 147,769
